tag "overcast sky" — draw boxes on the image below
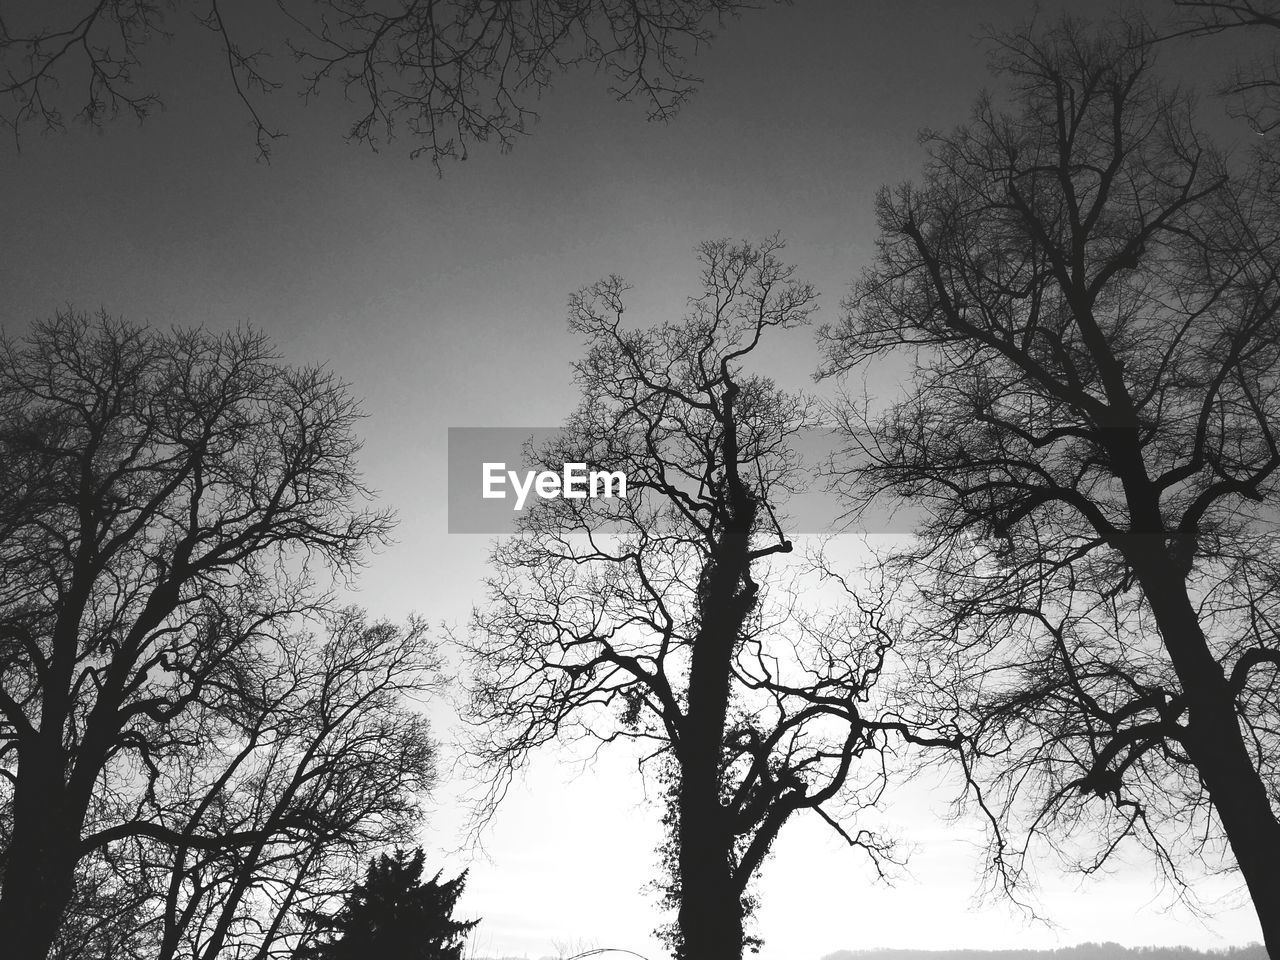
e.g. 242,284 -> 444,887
0,1 -> 1268,956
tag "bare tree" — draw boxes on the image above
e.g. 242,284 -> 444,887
42,608 -> 437,960
0,311 -> 419,960
820,17 -> 1280,952
157,611 -> 435,960
0,0 -> 774,164
465,239 -> 943,960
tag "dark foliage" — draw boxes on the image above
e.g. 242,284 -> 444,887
298,848 -> 478,960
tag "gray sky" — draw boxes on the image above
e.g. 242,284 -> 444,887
0,1 -> 1266,955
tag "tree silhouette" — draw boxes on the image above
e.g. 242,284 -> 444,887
112,610 -> 438,960
43,613 -> 440,960
466,238 -> 948,960
821,16 -> 1280,952
0,311 -> 440,960
297,848 -> 477,960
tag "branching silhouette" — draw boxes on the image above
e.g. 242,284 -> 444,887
464,238 -> 954,960
49,610 -> 441,960
1169,1 -> 1280,136
0,312 -> 442,960
296,847 -> 477,960
0,0 -> 774,164
821,16 -> 1280,951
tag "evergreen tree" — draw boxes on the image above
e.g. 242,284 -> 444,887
299,849 -> 478,960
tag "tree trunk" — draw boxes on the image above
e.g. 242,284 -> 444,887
1185,689 -> 1280,959
675,791 -> 744,960
0,752 -> 82,960
1135,551 -> 1280,958
674,527 -> 754,960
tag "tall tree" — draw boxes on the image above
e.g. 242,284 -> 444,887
297,848 -> 477,960
821,17 -> 1280,951
0,0 -> 774,164
0,311 -> 413,960
466,238 -> 935,960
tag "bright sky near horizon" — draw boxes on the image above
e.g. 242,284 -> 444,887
0,1 -> 1269,956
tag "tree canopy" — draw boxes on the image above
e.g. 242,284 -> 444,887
467,239 -> 950,960
0,312 -> 438,960
0,0 -> 773,164
821,15 -> 1280,952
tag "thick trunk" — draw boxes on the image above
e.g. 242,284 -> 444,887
0,755 -> 82,960
1136,554 -> 1280,958
674,529 -> 753,960
675,791 -> 744,960
1185,688 -> 1280,959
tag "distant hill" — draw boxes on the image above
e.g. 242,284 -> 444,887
822,945 -> 1266,960
471,945 -> 1267,960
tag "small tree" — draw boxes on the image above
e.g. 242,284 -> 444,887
44,610 -> 440,960
297,848 -> 477,960
139,610 -> 438,960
